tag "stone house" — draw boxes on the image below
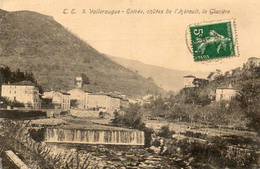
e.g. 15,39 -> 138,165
183,75 -> 196,88
67,88 -> 88,109
215,84 -> 238,101
42,91 -> 70,110
1,81 -> 41,109
86,93 -> 121,116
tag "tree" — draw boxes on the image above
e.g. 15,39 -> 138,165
238,82 -> 260,134
148,96 -> 169,117
179,87 -> 211,106
81,73 -> 90,84
0,97 -> 25,108
112,103 -> 153,146
158,125 -> 175,138
193,78 -> 209,87
112,103 -> 144,129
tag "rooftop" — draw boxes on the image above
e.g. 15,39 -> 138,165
68,88 -> 91,93
216,84 -> 238,90
183,75 -> 196,78
3,80 -> 36,86
248,57 -> 260,61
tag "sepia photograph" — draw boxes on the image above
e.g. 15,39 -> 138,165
0,0 -> 259,168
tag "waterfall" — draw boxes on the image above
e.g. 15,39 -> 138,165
45,127 -> 145,145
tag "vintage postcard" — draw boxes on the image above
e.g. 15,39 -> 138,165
0,0 -> 259,169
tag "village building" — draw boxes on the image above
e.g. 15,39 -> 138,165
85,93 -> 121,116
183,75 -> 196,88
42,91 -> 70,110
1,81 -> 41,109
67,88 -> 90,109
68,77 -> 129,117
215,84 -> 238,101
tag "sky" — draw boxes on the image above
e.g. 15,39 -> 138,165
1,0 -> 260,72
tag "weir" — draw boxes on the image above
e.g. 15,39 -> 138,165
44,127 -> 145,146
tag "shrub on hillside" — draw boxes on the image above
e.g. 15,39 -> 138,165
167,100 -> 249,128
158,125 -> 175,138
237,81 -> 260,134
165,137 -> 257,168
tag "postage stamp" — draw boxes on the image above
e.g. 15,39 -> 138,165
187,20 -> 238,62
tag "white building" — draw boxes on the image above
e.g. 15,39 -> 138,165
86,93 -> 121,115
183,75 -> 196,88
215,84 -> 238,101
68,85 -> 128,117
67,88 -> 88,109
1,81 -> 41,109
42,91 -> 70,110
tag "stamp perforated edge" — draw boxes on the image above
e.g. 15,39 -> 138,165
185,18 -> 240,63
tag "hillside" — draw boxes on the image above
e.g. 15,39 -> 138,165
109,56 -> 208,92
177,57 -> 260,106
0,9 -> 163,97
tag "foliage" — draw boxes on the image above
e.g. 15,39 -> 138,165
145,96 -> 170,117
81,73 -> 90,84
143,62 -> 260,131
0,66 -> 36,84
0,66 -> 43,93
0,120 -> 95,169
179,88 -> 211,106
112,103 -> 153,146
0,96 -> 25,108
237,81 -> 260,134
145,98 -> 250,130
192,78 -> 209,87
0,10 -> 163,97
143,90 -> 248,127
165,136 -> 257,169
158,125 -> 175,138
29,128 -> 45,142
112,103 -> 144,129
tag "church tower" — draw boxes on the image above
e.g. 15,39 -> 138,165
75,76 -> 83,88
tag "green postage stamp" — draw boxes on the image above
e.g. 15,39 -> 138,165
187,20 -> 238,62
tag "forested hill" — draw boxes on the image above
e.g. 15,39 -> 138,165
0,9 -> 163,97
178,57 -> 260,106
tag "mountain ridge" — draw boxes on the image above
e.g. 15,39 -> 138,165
109,56 -> 209,91
0,9 -> 163,97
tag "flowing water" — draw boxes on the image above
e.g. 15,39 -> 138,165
45,127 -> 145,145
